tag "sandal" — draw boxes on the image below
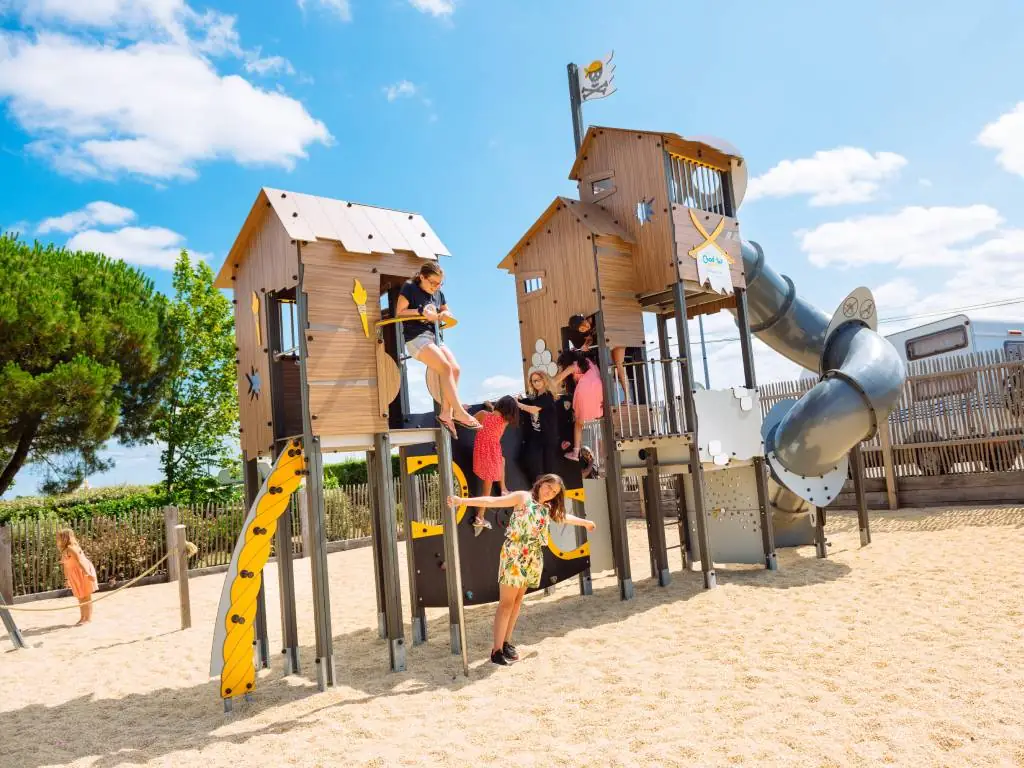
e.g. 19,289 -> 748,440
453,415 -> 483,430
435,415 -> 458,438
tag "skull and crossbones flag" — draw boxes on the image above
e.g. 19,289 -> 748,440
578,51 -> 617,102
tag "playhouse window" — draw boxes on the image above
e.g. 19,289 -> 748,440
523,276 -> 544,294
667,154 -> 731,216
592,177 -> 614,196
275,298 -> 299,359
906,326 -> 968,361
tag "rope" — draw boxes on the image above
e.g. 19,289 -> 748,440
1,549 -> 185,613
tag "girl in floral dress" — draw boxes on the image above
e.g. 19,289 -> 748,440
470,395 -> 540,534
449,474 -> 596,665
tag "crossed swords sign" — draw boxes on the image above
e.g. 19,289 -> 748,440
686,209 -> 735,263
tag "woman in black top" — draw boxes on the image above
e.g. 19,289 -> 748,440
395,261 -> 481,433
521,370 -> 566,483
567,313 -> 630,405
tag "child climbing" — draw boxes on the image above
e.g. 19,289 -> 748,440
567,313 -> 629,405
395,261 -> 481,435
522,370 -> 566,483
447,474 -> 596,666
57,528 -> 98,626
471,395 -> 540,534
554,349 -> 603,462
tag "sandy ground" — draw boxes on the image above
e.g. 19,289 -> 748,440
2,507 -> 1023,768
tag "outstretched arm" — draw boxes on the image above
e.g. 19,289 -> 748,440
564,513 -> 596,532
516,399 -> 541,415
552,365 -> 575,385
448,490 -> 530,509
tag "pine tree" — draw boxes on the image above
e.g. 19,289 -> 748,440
0,234 -> 170,496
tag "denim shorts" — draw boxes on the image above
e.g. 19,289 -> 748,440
405,332 -> 437,358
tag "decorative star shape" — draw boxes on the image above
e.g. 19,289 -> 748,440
636,197 -> 655,226
246,365 -> 261,401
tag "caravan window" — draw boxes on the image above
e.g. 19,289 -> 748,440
1005,340 -> 1024,361
906,326 -> 968,361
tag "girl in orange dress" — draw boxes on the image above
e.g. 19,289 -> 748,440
57,529 -> 98,625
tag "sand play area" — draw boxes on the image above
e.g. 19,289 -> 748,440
2,508 -> 1024,768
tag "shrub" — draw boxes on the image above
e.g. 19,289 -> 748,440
0,485 -> 171,524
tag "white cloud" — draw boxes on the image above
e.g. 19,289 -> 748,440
872,277 -> 920,310
918,178 -> 933,188
798,205 -> 1003,269
0,7 -> 330,181
384,80 -> 417,102
409,0 -> 455,16
977,102 -> 1024,178
67,225 -> 205,269
245,51 -> 295,77
297,0 -> 352,22
37,200 -> 136,234
746,147 -> 907,206
4,220 -> 31,236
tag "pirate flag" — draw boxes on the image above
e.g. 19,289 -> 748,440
578,51 -> 617,102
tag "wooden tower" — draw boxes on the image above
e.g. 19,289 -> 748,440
499,126 -> 776,600
214,187 -> 451,690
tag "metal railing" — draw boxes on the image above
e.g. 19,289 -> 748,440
609,357 -> 690,441
667,153 -> 731,216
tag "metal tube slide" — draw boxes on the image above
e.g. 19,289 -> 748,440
732,240 -> 906,496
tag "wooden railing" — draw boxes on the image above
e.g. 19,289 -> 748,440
1,474 -> 441,599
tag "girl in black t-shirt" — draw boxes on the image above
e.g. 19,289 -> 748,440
395,262 -> 481,434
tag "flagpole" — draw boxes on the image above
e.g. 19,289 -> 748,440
567,63 -> 584,153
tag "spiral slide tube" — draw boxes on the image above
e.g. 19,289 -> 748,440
731,240 -> 907,512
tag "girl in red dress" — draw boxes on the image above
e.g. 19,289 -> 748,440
471,395 -> 540,534
57,528 -> 98,626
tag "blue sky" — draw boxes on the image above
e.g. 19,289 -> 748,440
2,0 -> 1022,497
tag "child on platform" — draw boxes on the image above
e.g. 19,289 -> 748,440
447,474 -> 596,665
395,261 -> 481,435
567,313 -> 629,405
57,528 -> 98,626
554,349 -> 604,462
522,370 -> 565,483
471,395 -> 540,534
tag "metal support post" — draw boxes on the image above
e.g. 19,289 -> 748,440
438,427 -> 469,675
594,310 -> 634,600
399,446 -> 428,644
734,287 -> 778,571
574,500 -> 593,596
672,283 -> 716,589
274,491 -> 300,674
367,448 -> 387,639
644,449 -> 671,586
851,444 -> 872,547
296,253 -> 336,690
372,433 -> 407,672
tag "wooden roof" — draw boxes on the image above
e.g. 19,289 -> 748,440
568,126 -> 740,180
215,187 -> 451,289
497,196 -> 635,272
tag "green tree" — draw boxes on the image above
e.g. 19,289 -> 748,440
154,250 -> 238,495
0,234 -> 170,496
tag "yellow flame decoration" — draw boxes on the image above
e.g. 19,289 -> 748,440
352,279 -> 369,338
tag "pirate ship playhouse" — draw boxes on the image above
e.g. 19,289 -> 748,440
500,125 -> 905,599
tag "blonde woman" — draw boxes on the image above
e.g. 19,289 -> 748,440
522,370 -> 566,482
57,529 -> 98,626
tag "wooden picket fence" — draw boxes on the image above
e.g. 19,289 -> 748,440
760,349 -> 1024,509
1,474 -> 441,600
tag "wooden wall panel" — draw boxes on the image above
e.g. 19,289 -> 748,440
511,206 -> 600,384
231,206 -> 296,458
577,130 -> 675,296
596,250 -> 645,348
672,206 -> 746,291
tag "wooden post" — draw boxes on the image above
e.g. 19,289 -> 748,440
438,425 -> 469,675
644,449 -> 671,587
367,448 -> 387,639
163,506 -> 180,583
814,508 -> 828,559
878,419 -> 899,511
851,445 -> 872,547
174,525 -> 191,630
0,525 -> 13,605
